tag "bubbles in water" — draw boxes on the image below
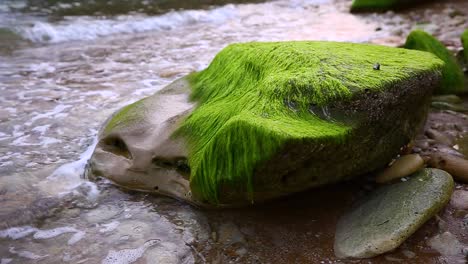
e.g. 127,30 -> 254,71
1,225 -> 85,245
101,239 -> 159,264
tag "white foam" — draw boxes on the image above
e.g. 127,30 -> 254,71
32,124 -> 51,135
101,239 -> 159,264
41,136 -> 62,146
1,225 -> 85,245
30,104 -> 71,122
0,226 -> 38,240
14,5 -> 237,43
99,221 -> 120,233
33,226 -> 78,239
85,90 -> 119,99
40,132 -> 98,195
29,62 -> 56,74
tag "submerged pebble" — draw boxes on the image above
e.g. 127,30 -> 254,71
428,232 -> 464,256
217,222 -> 245,246
450,190 -> 468,210
375,154 -> 424,183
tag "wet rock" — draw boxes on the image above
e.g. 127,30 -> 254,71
404,30 -> 467,94
375,154 -> 425,183
431,102 -> 468,113
88,77 -> 194,203
90,41 -> 444,206
334,169 -> 454,259
450,190 -> 468,210
350,0 -> 434,13
432,95 -> 463,104
426,153 -> 468,183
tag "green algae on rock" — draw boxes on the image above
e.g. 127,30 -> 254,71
89,41 -> 444,207
404,30 -> 467,94
462,29 -> 468,63
350,0 -> 429,12
176,41 -> 444,205
334,168 -> 454,259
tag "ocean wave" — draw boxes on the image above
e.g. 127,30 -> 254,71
13,5 -> 238,43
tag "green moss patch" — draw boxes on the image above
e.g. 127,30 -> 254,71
176,41 -> 443,203
404,30 -> 467,94
103,98 -> 147,135
350,0 -> 428,12
462,29 -> 468,63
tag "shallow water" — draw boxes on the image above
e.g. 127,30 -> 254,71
1,0 -> 468,263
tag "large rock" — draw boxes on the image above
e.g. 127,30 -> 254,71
350,0 -> 432,13
89,78 -> 195,202
334,168 -> 454,259
89,41 -> 443,207
404,30 -> 467,95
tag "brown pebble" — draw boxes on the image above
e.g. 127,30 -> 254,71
376,154 -> 425,183
426,153 -> 468,183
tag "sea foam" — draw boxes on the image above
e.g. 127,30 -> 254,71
14,5 -> 237,43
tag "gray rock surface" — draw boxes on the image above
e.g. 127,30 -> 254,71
334,168 -> 454,258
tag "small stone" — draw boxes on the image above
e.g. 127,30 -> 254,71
428,232 -> 464,256
401,249 -> 416,258
450,190 -> 468,210
235,247 -> 248,256
373,63 -> 381,70
217,222 -> 245,246
334,169 -> 454,258
427,153 -> 468,183
375,154 -> 425,183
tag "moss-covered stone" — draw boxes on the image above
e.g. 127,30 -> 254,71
175,41 -> 443,205
90,41 -> 443,207
334,169 -> 454,258
350,0 -> 430,12
404,30 -> 467,94
462,29 -> 468,63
